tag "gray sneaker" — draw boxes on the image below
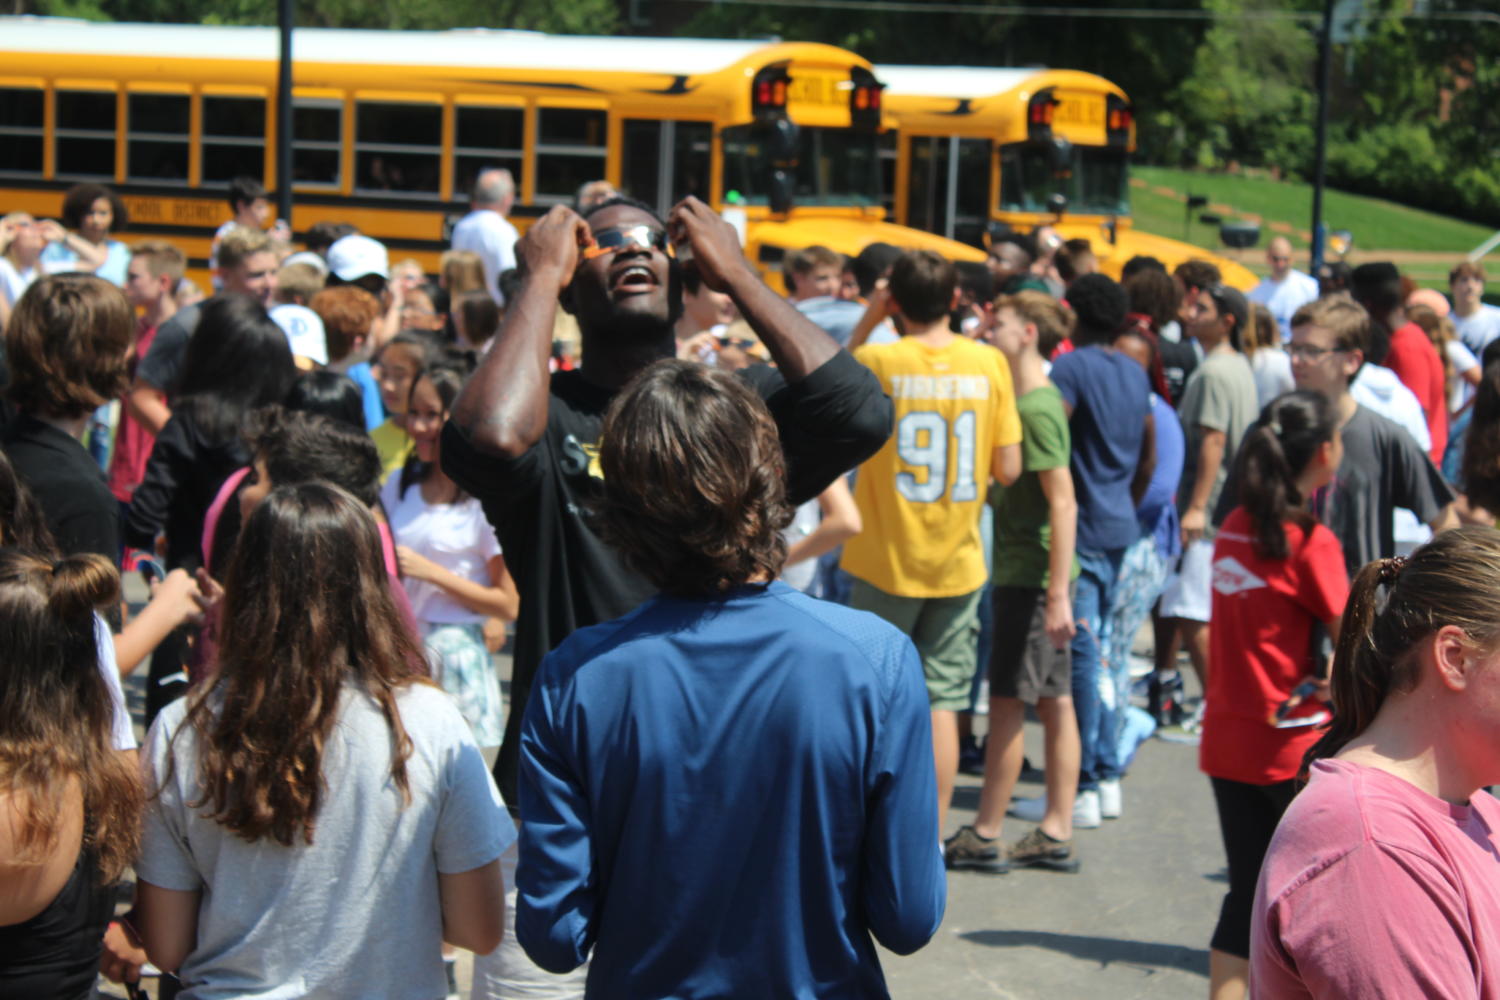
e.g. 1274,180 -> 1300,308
1008,826 -> 1081,873
943,825 -> 1010,874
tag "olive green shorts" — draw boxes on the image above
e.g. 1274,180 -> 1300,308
849,578 -> 983,711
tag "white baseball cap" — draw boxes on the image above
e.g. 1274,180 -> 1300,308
327,234 -> 389,282
269,303 -> 329,366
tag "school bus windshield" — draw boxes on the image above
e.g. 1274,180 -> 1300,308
999,143 -> 1130,217
722,125 -> 882,207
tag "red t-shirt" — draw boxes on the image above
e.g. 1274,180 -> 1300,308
1199,507 -> 1349,784
1384,320 -> 1447,465
106,320 -> 160,504
1253,759 -> 1500,998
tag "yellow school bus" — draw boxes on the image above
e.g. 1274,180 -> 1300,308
0,17 -> 983,290
876,66 -> 1256,289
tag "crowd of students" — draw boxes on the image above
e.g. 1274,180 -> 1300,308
3,175 -> 1500,1000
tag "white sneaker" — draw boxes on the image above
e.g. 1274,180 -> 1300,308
1074,789 -> 1102,829
1098,778 -> 1122,820
1008,791 -> 1102,829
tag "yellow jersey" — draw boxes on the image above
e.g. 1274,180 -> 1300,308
370,418 -> 414,483
840,335 -> 1022,597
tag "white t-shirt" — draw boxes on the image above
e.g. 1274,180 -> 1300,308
780,497 -> 823,593
451,209 -> 519,306
1454,304 -> 1500,356
1250,346 -> 1295,408
1248,269 -> 1320,343
382,476 -> 502,625
95,614 -> 136,751
0,256 -> 38,307
1446,338 -> 1479,413
138,683 -> 513,1000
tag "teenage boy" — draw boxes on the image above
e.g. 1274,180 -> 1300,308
208,176 -> 285,283
1017,273 -> 1153,828
841,249 -> 1022,836
128,225 -> 280,434
109,241 -> 184,511
945,290 -> 1081,874
516,360 -> 944,995
1159,284 -> 1258,703
1451,261 -> 1500,355
1286,296 -> 1456,575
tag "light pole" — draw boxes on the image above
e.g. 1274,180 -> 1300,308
276,0 -> 294,226
1309,0 -> 1334,274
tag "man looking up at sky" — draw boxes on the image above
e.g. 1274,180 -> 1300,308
442,192 -> 892,999
840,249 -> 1022,837
1248,236 -> 1318,343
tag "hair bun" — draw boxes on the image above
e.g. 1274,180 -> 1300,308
47,553 -> 120,618
1378,556 -> 1407,585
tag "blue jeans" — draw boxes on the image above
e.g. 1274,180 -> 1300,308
1098,535 -> 1170,779
1071,546 -> 1127,791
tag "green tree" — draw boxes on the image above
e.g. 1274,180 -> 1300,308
22,0 -> 617,33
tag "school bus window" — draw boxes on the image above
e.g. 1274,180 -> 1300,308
999,142 -> 1128,216
878,131 -> 896,217
620,120 -> 710,216
453,105 -> 524,200
355,101 -> 441,197
534,107 -> 606,204
673,122 -> 712,205
127,92 -> 189,183
292,100 -> 341,188
202,96 -> 266,185
0,88 -> 44,175
55,90 -> 117,179
724,125 -> 879,208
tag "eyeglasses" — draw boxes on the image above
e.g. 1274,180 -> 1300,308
1287,342 -> 1347,360
582,225 -> 671,259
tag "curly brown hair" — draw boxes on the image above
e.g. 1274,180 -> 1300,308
4,273 -> 133,419
171,482 -> 429,846
592,360 -> 793,597
0,549 -> 141,883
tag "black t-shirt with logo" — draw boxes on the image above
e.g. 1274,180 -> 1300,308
441,350 -> 891,804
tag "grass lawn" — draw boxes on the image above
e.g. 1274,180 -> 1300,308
1129,166 -> 1494,261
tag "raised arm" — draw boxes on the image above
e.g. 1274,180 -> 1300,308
450,207 -> 589,458
668,197 -> 837,382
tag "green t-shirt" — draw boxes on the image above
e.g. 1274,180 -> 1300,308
991,384 -> 1080,589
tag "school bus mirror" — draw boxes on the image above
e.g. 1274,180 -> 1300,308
769,169 -> 795,216
1047,192 -> 1069,219
1198,213 -> 1223,227
1049,136 -> 1073,175
1187,195 -> 1209,211
1220,222 -> 1261,249
767,117 -> 800,163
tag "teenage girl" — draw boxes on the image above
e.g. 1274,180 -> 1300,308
370,331 -> 438,481
1199,390 -> 1350,1000
125,483 -> 509,993
384,356 -> 519,749
0,549 -> 143,998
1253,526 -> 1500,996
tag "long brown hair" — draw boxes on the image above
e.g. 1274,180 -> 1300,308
0,549 -> 141,882
177,482 -> 428,846
1304,527 -> 1500,772
592,359 -> 792,597
1232,391 -> 1337,560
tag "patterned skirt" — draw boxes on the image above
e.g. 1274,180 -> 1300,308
423,621 -> 504,747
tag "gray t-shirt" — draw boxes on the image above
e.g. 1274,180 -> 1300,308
139,683 -> 513,999
136,303 -> 200,395
1311,404 -> 1455,578
1177,347 -> 1259,528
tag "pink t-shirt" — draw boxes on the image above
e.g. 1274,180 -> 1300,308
1252,758 -> 1500,998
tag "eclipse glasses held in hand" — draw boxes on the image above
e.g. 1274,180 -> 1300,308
581,225 -> 673,260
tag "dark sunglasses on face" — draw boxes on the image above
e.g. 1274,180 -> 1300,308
582,225 -> 672,259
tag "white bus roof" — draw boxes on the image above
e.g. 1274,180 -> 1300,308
874,66 -> 1048,99
0,17 -> 778,75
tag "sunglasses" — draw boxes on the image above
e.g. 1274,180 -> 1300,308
582,225 -> 672,260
